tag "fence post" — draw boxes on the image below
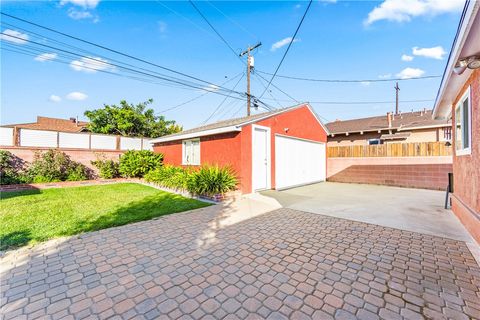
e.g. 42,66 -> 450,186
13,127 -> 19,146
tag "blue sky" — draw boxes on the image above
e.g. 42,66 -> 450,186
1,0 -> 464,129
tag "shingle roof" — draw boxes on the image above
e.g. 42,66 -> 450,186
150,103 -> 329,144
2,116 -> 89,133
326,110 -> 450,135
160,109 -> 280,139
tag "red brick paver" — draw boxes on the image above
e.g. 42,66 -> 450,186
1,208 -> 479,319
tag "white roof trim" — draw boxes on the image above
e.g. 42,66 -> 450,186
433,0 -> 479,119
330,122 -> 450,135
150,103 -> 330,144
397,123 -> 451,131
150,126 -> 241,144
237,103 -> 331,135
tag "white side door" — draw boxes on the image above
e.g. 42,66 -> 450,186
252,126 -> 271,191
275,135 -> 326,190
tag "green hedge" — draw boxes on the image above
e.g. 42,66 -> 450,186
144,165 -> 237,196
0,150 -> 90,185
91,158 -> 120,179
119,150 -> 163,178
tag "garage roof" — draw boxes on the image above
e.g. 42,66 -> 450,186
150,103 -> 329,143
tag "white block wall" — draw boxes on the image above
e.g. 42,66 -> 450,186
120,137 -> 142,150
20,129 -> 58,148
59,132 -> 90,149
90,134 -> 117,150
0,127 -> 14,146
144,139 -> 154,151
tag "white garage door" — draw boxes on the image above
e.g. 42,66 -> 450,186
275,135 -> 326,190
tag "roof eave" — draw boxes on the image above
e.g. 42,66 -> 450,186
397,123 -> 451,131
433,1 -> 479,119
237,102 -> 331,135
150,126 -> 242,144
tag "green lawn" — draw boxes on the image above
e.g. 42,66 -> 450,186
0,183 -> 210,250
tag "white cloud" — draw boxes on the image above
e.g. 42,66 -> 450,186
60,0 -> 100,9
49,95 -> 62,103
70,56 -> 115,73
364,0 -> 464,26
34,53 -> 58,62
66,92 -> 88,101
412,46 -> 446,60
0,29 -> 29,44
360,81 -> 371,86
68,9 -> 93,20
158,21 -> 167,33
378,73 -> 392,79
271,37 -> 300,52
396,67 -> 425,79
401,54 -> 414,62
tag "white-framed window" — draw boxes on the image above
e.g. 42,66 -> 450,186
368,139 -> 382,145
182,138 -> 200,165
455,87 -> 472,156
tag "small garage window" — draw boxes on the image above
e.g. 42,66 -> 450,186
455,87 -> 471,156
182,139 -> 200,165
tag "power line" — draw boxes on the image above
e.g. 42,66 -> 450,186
187,2 -> 297,106
3,32 -> 247,99
188,1 -> 240,58
156,72 -> 244,115
254,72 -> 299,103
260,97 -> 435,105
0,21 -> 218,90
155,1 -> 215,38
1,12 -> 240,92
256,70 -> 442,83
201,73 -> 245,125
205,0 -> 258,41
259,0 -> 313,98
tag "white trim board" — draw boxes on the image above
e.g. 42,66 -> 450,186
150,126 -> 241,143
251,124 -> 272,192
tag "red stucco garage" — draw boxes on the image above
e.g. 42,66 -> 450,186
150,103 -> 330,194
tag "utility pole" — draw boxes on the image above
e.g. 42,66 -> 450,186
240,42 -> 262,116
394,82 -> 400,115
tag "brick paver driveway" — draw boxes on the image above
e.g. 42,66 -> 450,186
2,207 -> 480,319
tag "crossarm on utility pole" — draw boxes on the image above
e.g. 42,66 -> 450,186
240,42 -> 262,116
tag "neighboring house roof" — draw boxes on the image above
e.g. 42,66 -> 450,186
2,116 -> 89,133
150,103 -> 329,144
326,110 -> 450,135
433,1 -> 480,119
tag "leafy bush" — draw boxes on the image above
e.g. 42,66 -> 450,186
144,166 -> 191,190
145,164 -> 237,196
92,157 -> 120,179
66,164 -> 89,181
187,165 -> 237,196
0,151 -> 27,185
26,150 -> 90,183
119,150 -> 163,178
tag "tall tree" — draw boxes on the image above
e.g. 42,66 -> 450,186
84,99 -> 182,138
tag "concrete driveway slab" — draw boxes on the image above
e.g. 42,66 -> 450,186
262,182 -> 474,243
2,203 -> 480,319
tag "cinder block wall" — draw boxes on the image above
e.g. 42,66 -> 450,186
327,157 -> 452,190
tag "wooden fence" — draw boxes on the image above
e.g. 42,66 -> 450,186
327,142 -> 452,158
